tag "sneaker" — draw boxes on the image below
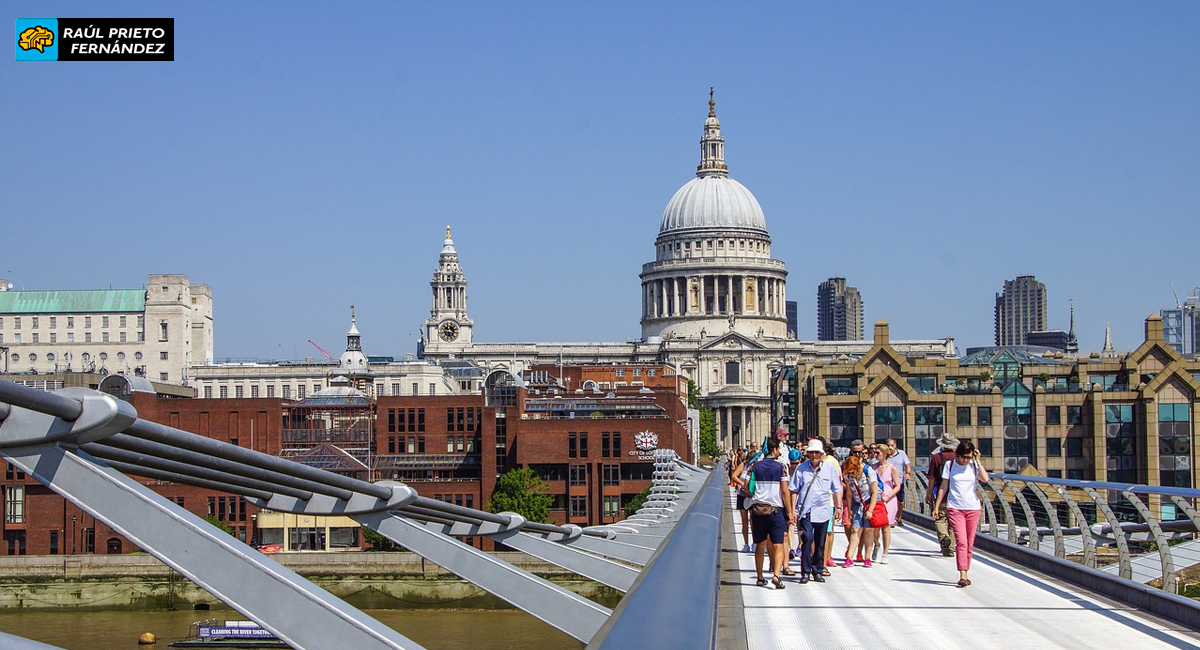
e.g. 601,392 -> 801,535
856,553 -> 864,562
788,549 -> 797,560
841,559 -> 853,568
940,538 -> 953,557
863,559 -> 873,568
871,546 -> 880,561
741,544 -> 751,553
880,554 -> 889,564
825,559 -> 837,567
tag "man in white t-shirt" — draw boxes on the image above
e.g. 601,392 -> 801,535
788,439 -> 842,582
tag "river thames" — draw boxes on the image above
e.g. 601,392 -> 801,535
0,608 -> 582,649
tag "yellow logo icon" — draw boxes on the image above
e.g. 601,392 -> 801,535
18,25 -> 54,53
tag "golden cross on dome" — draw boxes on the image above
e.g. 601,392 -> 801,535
446,225 -> 452,239
708,87 -> 716,117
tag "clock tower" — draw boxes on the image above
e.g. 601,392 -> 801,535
423,226 -> 474,353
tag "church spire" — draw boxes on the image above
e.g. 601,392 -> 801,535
1102,319 -> 1116,356
697,87 -> 728,178
1066,299 -> 1079,354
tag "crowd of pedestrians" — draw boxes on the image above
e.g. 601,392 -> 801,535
729,430 -> 988,590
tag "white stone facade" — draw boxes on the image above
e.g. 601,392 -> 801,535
416,96 -> 957,448
0,273 -> 212,385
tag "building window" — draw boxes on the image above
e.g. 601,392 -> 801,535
297,386 -> 306,399
568,432 -> 577,458
979,438 -> 993,457
160,372 -> 168,381
32,333 -> 39,344
569,495 -> 587,518
49,332 -> 57,344
235,386 -> 244,399
412,383 -> 419,396
101,332 -> 108,342
603,495 -> 620,519
204,386 -> 213,398
1046,406 -> 1061,426
49,316 -> 56,328
570,465 -> 587,486
31,317 -> 39,328
13,317 -> 20,328
119,315 -> 127,327
602,464 -> 620,486
391,383 -> 400,396
219,386 -> 228,399
282,386 -> 291,399
1066,437 -> 1084,458
251,385 -> 259,398
4,486 -> 24,524
956,407 -> 972,426
85,332 -> 92,343
159,322 -> 169,341
84,316 -> 91,328
725,361 -> 740,385
1046,438 -> 1062,457
66,316 -> 73,328
102,316 -> 109,328
267,385 -> 275,398
1067,406 -> 1082,425
978,407 -> 992,426
447,436 -> 455,453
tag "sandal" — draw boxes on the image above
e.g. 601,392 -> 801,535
956,578 -> 968,588
781,568 -> 796,576
772,577 -> 785,590
821,568 -> 832,577
756,577 -> 768,587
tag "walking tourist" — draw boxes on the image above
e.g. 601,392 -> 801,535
731,451 -> 752,552
747,439 -> 794,589
788,439 -> 842,582
927,433 -> 959,556
932,441 -> 990,587
870,445 -> 901,563
841,451 -> 879,567
886,438 -> 911,525
821,439 -> 840,573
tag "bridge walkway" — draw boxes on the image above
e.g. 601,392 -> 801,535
726,490 -> 1200,649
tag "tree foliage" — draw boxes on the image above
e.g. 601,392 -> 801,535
624,486 -> 652,518
698,405 -> 720,457
362,526 -> 398,551
204,516 -> 233,536
487,467 -> 553,524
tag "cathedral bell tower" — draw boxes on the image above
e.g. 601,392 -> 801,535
422,226 -> 474,353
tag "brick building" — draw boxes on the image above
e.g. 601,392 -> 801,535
2,363 -> 692,555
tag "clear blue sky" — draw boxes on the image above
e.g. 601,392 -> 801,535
4,2 -> 1198,360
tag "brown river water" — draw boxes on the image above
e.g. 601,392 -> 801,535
0,608 -> 584,650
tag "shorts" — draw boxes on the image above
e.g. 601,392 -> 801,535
897,484 -> 906,507
750,507 -> 787,545
736,494 -> 748,510
849,502 -> 870,529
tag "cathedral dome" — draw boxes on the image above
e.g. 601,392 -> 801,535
660,175 -> 767,233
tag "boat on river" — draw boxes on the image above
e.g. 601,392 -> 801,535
168,620 -> 288,648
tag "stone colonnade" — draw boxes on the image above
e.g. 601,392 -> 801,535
643,275 -> 785,320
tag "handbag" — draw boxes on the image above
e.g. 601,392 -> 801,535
851,476 -> 890,528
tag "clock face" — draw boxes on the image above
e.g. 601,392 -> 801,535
438,320 -> 460,342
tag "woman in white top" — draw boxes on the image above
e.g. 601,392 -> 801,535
931,440 -> 990,587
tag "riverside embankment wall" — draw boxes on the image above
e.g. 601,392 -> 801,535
0,552 -> 620,611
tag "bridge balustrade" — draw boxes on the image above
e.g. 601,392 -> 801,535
0,379 -> 723,650
907,468 -> 1200,596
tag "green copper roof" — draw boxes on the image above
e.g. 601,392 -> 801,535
0,290 -> 146,314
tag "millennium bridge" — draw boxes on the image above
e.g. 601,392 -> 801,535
1,380 -> 1199,649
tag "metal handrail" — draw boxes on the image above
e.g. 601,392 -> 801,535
908,468 -> 1200,595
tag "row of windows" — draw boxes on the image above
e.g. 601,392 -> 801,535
204,384 -> 319,399
432,493 -> 475,509
447,407 -> 481,432
613,368 -> 657,378
8,350 -> 151,364
388,408 -> 426,433
0,330 -> 147,345
207,496 -> 248,522
0,315 -> 145,329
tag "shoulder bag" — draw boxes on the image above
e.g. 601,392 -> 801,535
851,475 -> 889,528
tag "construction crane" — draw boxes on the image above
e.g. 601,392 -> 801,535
307,339 -> 334,361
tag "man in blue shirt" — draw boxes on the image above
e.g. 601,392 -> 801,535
788,439 -> 842,582
747,439 -> 794,589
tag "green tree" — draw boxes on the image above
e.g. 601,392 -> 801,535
624,486 -> 652,518
362,526 -> 397,551
687,379 -> 701,409
698,405 -> 720,457
204,516 -> 233,536
487,467 -> 553,524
